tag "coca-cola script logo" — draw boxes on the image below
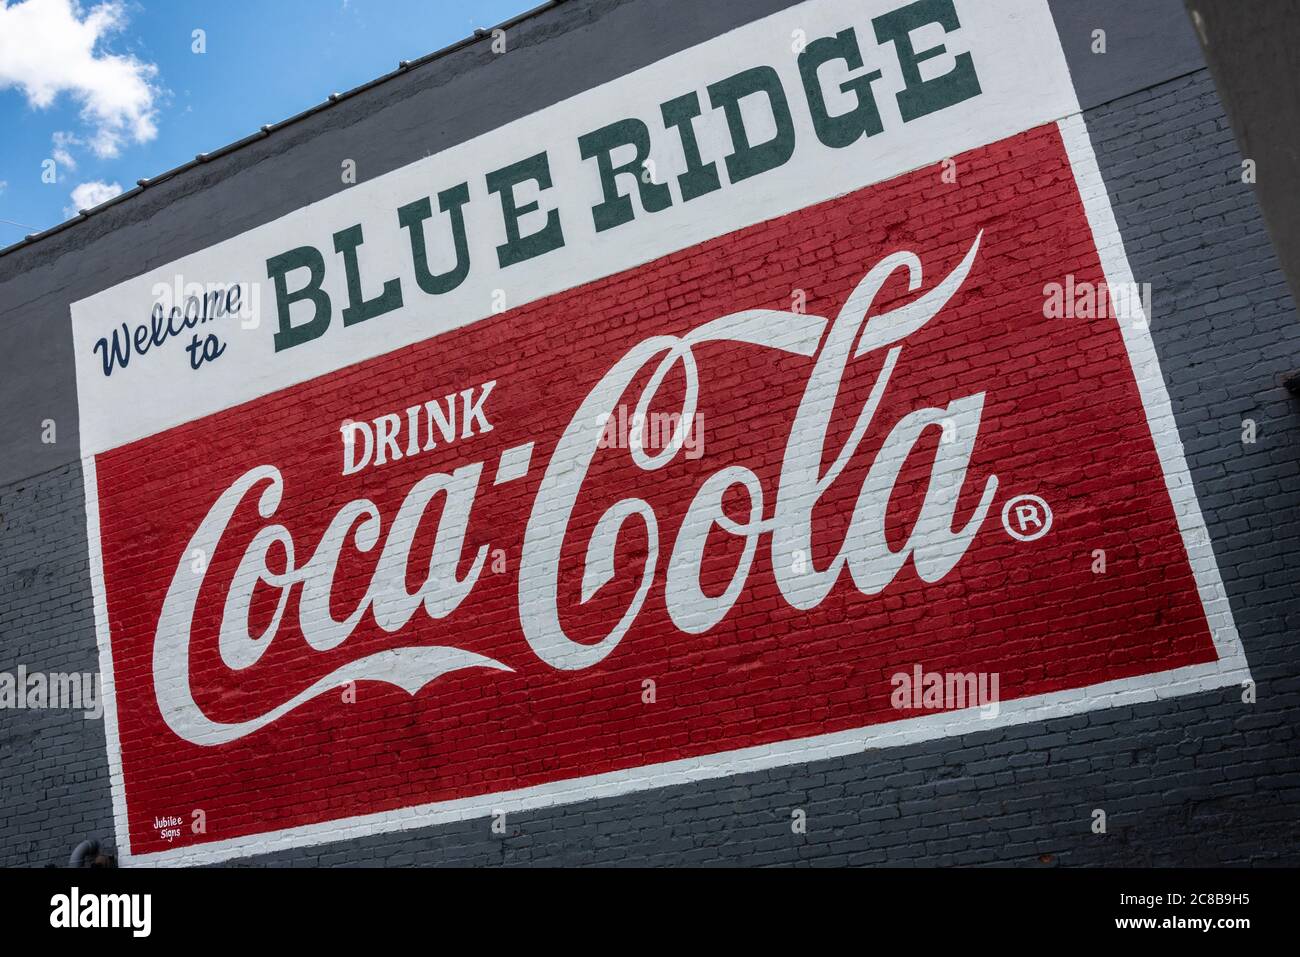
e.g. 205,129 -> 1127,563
158,230 -> 987,745
94,125 -> 1227,859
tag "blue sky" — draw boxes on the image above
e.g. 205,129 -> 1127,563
0,0 -> 536,242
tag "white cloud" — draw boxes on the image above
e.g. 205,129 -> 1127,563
65,179 -> 122,217
52,130 -> 81,170
0,0 -> 159,159
0,180 -> 7,194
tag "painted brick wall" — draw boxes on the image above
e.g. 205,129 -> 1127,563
0,463 -> 109,865
1,0 -> 1298,867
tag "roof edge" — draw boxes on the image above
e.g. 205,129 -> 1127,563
0,0 -> 566,261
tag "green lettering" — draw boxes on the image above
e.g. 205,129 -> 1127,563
332,223 -> 404,327
872,0 -> 981,123
660,92 -> 722,202
485,152 -> 566,268
799,29 -> 884,148
706,66 -> 796,183
266,246 -> 331,352
577,118 -> 673,232
398,182 -> 472,296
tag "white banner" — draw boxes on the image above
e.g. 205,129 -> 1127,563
70,0 -> 1078,455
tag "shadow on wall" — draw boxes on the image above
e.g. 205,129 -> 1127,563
1185,0 -> 1300,306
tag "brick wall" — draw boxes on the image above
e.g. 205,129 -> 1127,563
0,463 -> 110,865
1,0 -> 1297,867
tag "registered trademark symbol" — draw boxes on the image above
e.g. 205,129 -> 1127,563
1001,494 -> 1052,542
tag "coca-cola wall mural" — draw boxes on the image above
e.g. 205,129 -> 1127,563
71,0 -> 1248,864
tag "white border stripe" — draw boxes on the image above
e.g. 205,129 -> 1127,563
126,663 -> 1247,867
1058,112 -> 1249,676
81,453 -> 133,860
88,116 -> 1252,868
